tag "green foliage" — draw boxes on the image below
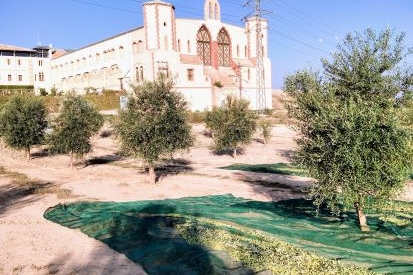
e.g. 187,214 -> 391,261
0,95 -> 48,157
284,28 -> 413,221
50,86 -> 58,96
188,110 -> 205,124
48,95 -> 103,164
115,74 -> 194,168
84,90 -> 126,110
257,118 -> 272,144
39,88 -> 47,96
205,95 -> 257,156
178,219 -> 374,275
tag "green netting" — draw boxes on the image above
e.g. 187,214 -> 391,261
44,194 -> 413,275
220,163 -> 307,177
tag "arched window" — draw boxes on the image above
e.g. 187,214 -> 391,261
196,26 -> 211,65
209,2 -> 212,19
214,3 -> 218,19
136,66 -> 144,82
217,28 -> 230,66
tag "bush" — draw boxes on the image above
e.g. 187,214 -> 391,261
48,95 -> 103,168
257,118 -> 272,145
188,111 -> 205,124
205,95 -> 257,157
0,95 -> 48,160
115,74 -> 194,184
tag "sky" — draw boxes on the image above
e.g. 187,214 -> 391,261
1,0 -> 413,89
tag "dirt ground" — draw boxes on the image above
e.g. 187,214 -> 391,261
0,124 -> 411,275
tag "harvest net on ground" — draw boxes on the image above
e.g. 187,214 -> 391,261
44,194 -> 413,275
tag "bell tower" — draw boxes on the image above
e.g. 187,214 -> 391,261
143,0 -> 177,50
204,0 -> 221,21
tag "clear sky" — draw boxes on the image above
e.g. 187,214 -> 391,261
1,0 -> 412,89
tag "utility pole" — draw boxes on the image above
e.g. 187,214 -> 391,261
245,0 -> 266,113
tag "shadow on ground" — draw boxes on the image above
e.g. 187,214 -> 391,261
0,181 -> 52,217
153,158 -> 194,182
84,154 -> 124,167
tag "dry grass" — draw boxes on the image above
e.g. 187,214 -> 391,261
0,166 -> 78,199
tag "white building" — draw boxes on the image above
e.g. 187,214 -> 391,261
2,0 -> 272,110
0,44 -> 51,93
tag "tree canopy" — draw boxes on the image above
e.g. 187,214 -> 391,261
0,95 -> 48,160
115,74 -> 194,184
284,28 -> 413,230
48,95 -> 103,167
205,95 -> 257,157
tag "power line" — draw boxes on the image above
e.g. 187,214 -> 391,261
245,0 -> 267,113
270,0 -> 343,38
268,29 -> 331,55
269,13 -> 337,47
64,0 -> 140,14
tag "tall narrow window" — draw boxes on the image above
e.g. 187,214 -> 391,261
7,59 -> 11,65
18,75 -> 22,81
177,39 -> 181,52
8,74 -> 12,81
39,60 -> 43,66
196,26 -> 211,65
133,42 -> 138,54
140,66 -> 144,81
39,72 -> 44,82
208,2 -> 212,19
236,45 -> 240,57
245,46 -> 247,57
136,66 -> 144,82
187,69 -> 194,81
187,40 -> 191,53
18,59 -> 21,66
214,3 -> 218,19
164,35 -> 169,50
217,28 -> 230,66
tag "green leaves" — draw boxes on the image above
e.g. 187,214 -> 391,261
0,95 -> 47,157
205,95 -> 257,156
115,74 -> 194,168
48,95 -> 103,158
285,28 -> 413,221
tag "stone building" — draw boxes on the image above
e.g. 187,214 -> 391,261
2,0 -> 272,110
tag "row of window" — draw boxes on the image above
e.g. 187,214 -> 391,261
52,46 -> 127,71
1,59 -> 43,66
2,72 -> 44,82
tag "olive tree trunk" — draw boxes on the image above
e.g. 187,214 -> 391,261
69,152 -> 74,169
148,166 -> 156,184
26,147 -> 31,162
354,202 -> 369,231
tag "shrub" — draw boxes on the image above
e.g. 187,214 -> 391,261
0,95 -> 48,160
205,95 -> 257,157
48,95 -> 103,168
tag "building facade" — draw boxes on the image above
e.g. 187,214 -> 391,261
2,0 -> 272,110
0,44 -> 51,93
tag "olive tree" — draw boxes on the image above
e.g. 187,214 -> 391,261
48,95 -> 103,168
115,74 -> 194,184
285,28 -> 413,230
205,95 -> 257,157
0,95 -> 48,161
